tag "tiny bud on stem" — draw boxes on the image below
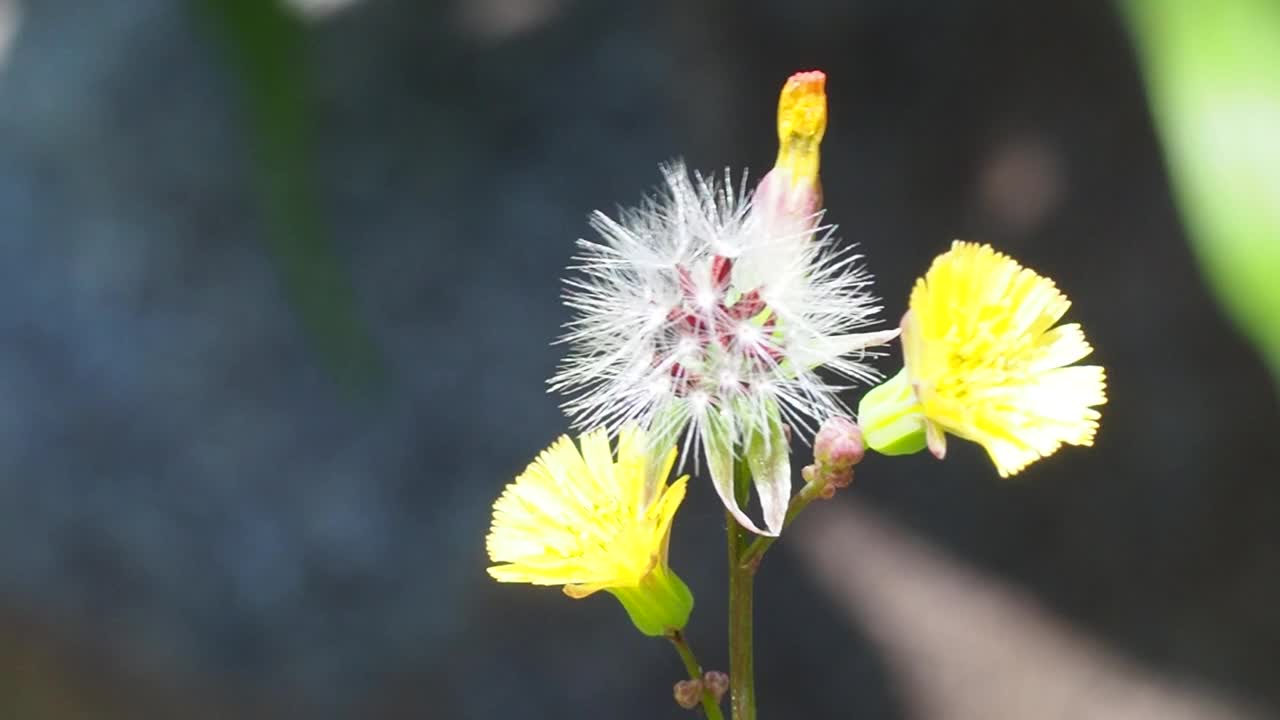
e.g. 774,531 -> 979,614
703,671 -> 729,703
674,679 -> 703,710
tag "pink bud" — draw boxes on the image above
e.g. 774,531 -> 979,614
813,416 -> 865,471
702,671 -> 729,702
673,679 -> 703,710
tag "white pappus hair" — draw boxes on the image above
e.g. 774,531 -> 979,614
549,161 -> 896,495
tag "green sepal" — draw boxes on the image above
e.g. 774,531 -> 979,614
858,368 -> 928,456
744,399 -> 790,536
607,565 -> 694,637
705,406 -> 763,535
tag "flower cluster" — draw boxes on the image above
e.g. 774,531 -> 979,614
484,70 -> 1108,657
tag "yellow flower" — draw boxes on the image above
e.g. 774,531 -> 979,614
860,241 -> 1107,476
486,426 -> 693,636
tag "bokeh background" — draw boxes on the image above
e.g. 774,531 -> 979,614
0,0 -> 1277,717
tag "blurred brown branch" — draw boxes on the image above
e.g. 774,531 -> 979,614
794,501 -> 1264,720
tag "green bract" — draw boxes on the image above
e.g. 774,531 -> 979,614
858,369 -> 927,457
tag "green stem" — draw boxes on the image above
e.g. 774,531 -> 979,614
727,459 -> 756,720
727,511 -> 755,719
668,630 -> 725,720
739,478 -> 827,570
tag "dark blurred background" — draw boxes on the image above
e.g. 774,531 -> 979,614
0,0 -> 1277,718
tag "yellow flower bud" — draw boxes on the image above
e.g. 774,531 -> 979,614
775,70 -> 827,187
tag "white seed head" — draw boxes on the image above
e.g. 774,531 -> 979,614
550,161 -> 896,466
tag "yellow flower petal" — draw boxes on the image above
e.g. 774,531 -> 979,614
486,426 -> 689,595
904,241 -> 1108,476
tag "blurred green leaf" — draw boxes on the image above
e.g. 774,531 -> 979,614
1124,0 -> 1280,385
200,0 -> 383,394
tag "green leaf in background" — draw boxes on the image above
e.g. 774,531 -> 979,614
1124,0 -> 1280,386
199,0 -> 383,395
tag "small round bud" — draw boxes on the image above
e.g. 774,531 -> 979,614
801,464 -> 819,485
674,679 -> 703,710
702,671 -> 729,702
813,416 -> 865,471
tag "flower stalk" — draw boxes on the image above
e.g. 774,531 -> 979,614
726,458 -> 757,720
668,630 -> 726,720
